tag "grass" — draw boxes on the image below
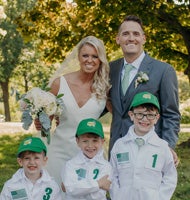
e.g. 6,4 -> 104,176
172,132 -> 190,200
0,131 -> 190,200
0,133 -> 32,188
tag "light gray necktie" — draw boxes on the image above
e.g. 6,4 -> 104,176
135,138 -> 145,149
122,64 -> 134,94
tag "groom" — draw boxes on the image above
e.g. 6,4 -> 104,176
108,15 -> 180,165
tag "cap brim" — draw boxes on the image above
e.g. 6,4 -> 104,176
17,147 -> 46,156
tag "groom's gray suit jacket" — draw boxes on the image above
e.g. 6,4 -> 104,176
109,53 -> 181,152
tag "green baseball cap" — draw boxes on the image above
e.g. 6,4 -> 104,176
17,137 -> 47,157
129,92 -> 160,111
76,118 -> 104,138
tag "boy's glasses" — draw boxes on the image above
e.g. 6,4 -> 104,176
133,112 -> 157,120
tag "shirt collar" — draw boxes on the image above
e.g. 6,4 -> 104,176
77,149 -> 105,165
125,125 -> 155,144
12,168 -> 51,184
124,51 -> 145,70
124,125 -> 163,147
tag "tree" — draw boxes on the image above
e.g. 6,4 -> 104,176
1,0 -> 190,121
0,0 -> 36,121
0,18 -> 23,121
82,0 -> 190,75
16,0 -> 190,79
12,44 -> 55,94
15,0 -> 74,63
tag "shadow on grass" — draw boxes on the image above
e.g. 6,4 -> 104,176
178,138 -> 190,148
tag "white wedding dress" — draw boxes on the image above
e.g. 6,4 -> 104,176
45,76 -> 106,189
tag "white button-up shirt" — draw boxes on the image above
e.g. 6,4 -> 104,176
110,125 -> 177,200
61,150 -> 112,200
0,168 -> 63,200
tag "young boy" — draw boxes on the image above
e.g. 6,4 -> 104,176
110,92 -> 177,200
61,118 -> 112,200
0,137 -> 62,200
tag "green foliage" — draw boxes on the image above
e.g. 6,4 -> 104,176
178,72 -> 190,123
0,22 -> 23,81
173,132 -> 190,200
15,0 -> 190,72
180,107 -> 190,124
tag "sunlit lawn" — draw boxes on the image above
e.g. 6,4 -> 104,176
0,131 -> 190,199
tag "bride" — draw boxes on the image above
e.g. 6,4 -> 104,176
35,36 -> 110,198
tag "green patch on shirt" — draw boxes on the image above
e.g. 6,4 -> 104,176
11,188 -> 28,199
76,168 -> 86,180
117,152 -> 129,162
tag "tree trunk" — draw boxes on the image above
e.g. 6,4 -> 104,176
0,80 -> 11,121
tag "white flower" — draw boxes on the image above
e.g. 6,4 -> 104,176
24,87 -> 57,116
135,71 -> 149,88
19,87 -> 64,144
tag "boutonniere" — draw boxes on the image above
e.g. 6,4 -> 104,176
135,71 -> 149,88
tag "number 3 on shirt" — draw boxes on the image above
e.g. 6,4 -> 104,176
43,188 -> 52,200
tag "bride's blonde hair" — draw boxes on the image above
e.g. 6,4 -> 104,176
49,36 -> 111,100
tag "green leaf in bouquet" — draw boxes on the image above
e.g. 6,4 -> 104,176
23,98 -> 31,104
44,87 -> 51,92
57,94 -> 64,99
41,128 -> 51,144
38,111 -> 51,144
21,110 -> 33,130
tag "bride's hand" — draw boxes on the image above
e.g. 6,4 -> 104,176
55,116 -> 60,126
34,118 -> 42,130
34,115 -> 59,131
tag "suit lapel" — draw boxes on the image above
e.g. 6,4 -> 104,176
110,59 -> 124,113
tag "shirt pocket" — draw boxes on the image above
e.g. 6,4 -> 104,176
116,152 -> 133,182
143,152 -> 164,187
144,152 -> 164,171
116,152 -> 131,168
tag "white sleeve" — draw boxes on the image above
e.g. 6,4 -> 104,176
51,181 -> 63,200
0,183 -> 11,200
159,147 -> 177,200
62,161 -> 100,198
90,162 -> 112,200
109,147 -> 120,200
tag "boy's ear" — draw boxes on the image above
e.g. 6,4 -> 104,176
155,113 -> 160,124
101,138 -> 105,144
43,156 -> 48,166
128,111 -> 134,121
17,158 -> 23,167
76,137 -> 79,144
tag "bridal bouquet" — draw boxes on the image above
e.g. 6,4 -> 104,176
19,87 -> 64,144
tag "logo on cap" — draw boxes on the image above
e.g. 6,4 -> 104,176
87,121 -> 96,127
23,139 -> 32,146
143,93 -> 151,99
